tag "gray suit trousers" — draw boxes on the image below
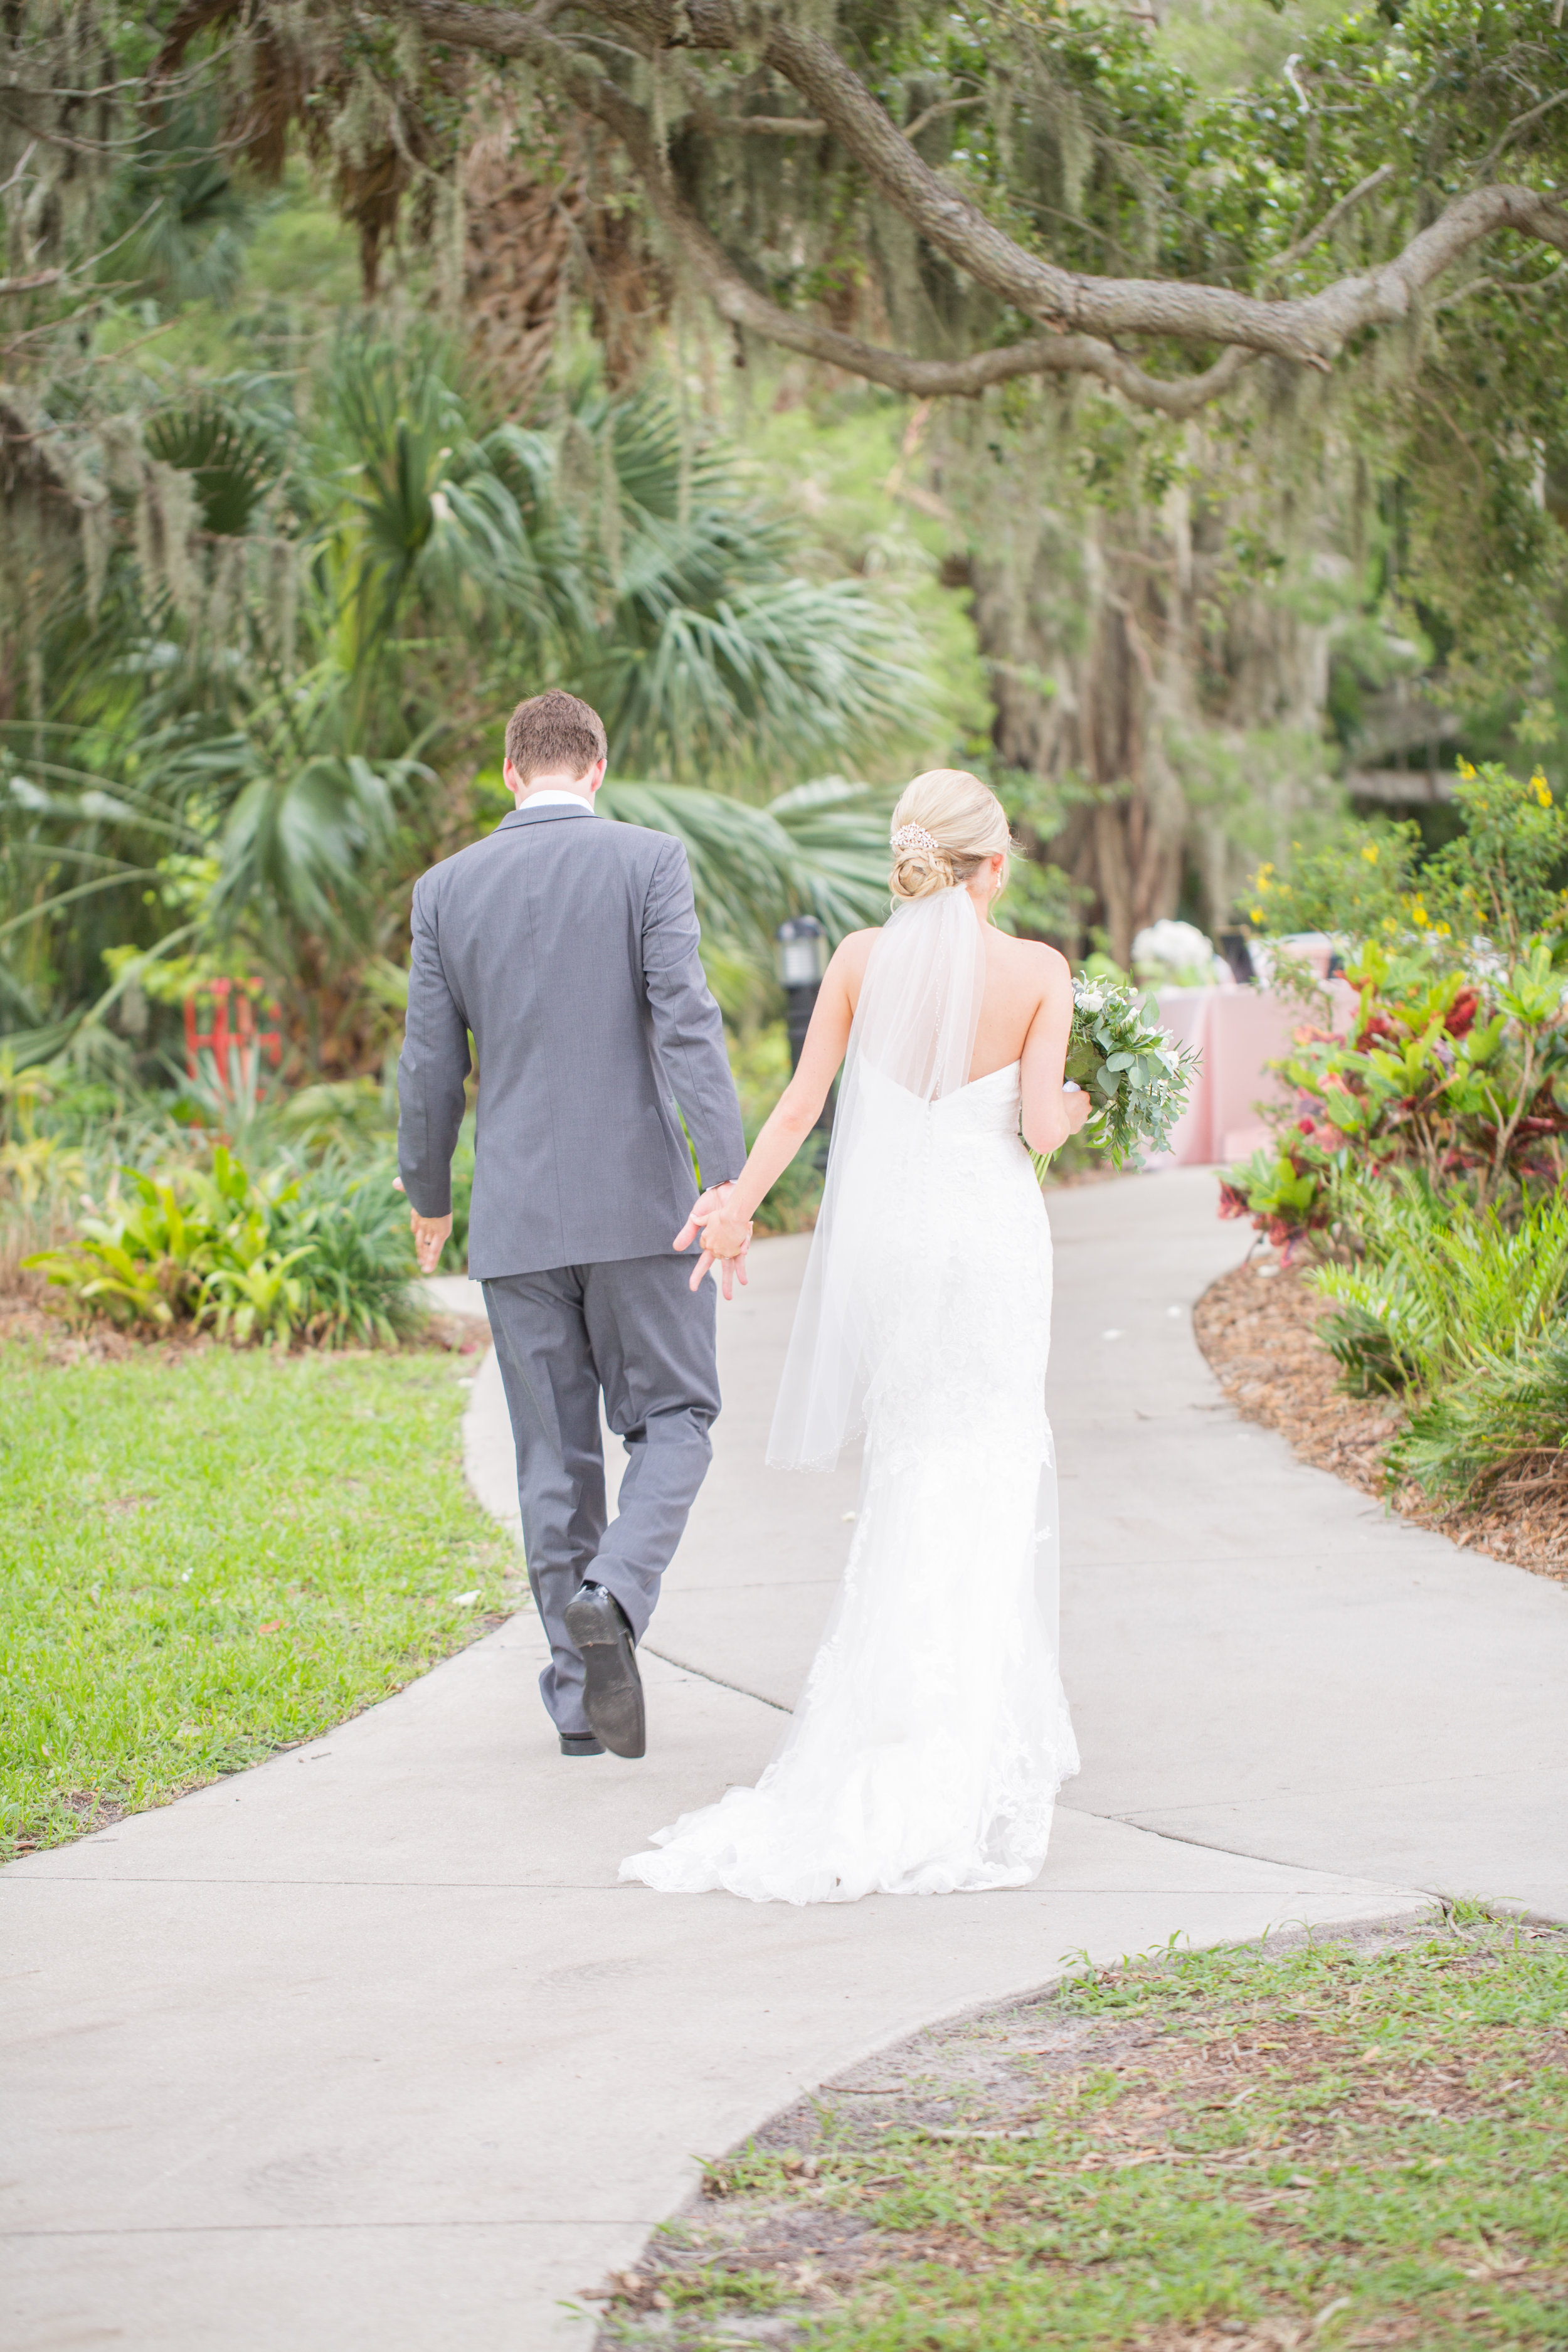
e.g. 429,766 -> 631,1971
482,1253 -> 720,1739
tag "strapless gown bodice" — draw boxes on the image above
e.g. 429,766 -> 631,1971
620,1047 -> 1078,1905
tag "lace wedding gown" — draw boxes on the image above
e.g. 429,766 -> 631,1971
620,891 -> 1079,1905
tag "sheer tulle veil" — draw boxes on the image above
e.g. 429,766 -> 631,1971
767,888 -> 984,1473
618,881 -> 1078,1902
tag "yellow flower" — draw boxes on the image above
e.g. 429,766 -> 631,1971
1457,757 -> 1476,779
1409,898 -> 1429,928
1362,844 -> 1379,865
1534,771 -> 1553,808
1435,921 -> 1451,936
1383,916 -> 1398,933
1249,907 -> 1264,923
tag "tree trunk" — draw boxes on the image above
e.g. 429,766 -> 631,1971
953,413 -> 1343,964
460,119 -> 667,409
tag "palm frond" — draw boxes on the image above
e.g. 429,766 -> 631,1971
767,778 -> 896,934
596,782 -> 802,939
146,401 -> 277,538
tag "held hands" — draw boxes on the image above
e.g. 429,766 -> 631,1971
674,1182 -> 753,1300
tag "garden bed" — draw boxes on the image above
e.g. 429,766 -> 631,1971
586,1910 -> 1568,2351
2,1325 -> 519,1860
1192,1256 -> 1568,1584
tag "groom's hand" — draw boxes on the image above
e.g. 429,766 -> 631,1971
410,1210 -> 452,1273
395,1176 -> 453,1273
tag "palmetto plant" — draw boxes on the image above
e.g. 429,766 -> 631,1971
1303,1167 -> 1568,1507
1392,1332 -> 1568,1505
2,327 -> 926,1062
1310,1170 -> 1568,1405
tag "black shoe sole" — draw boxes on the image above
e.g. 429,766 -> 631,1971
559,1734 -> 605,1757
563,1592 -> 647,1761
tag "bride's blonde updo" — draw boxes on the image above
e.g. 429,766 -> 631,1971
889,770 -> 1012,902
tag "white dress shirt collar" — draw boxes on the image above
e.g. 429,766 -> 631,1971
516,790 -> 596,816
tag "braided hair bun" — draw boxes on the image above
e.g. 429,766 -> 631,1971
889,771 -> 1012,902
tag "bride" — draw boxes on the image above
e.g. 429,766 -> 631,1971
620,770 -> 1090,1906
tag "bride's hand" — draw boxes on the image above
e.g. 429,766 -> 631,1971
688,1208 -> 753,1297
674,1182 -> 734,1254
1064,1083 -> 1094,1134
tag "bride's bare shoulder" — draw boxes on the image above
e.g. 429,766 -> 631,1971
830,927 -> 881,977
993,931 -> 1072,995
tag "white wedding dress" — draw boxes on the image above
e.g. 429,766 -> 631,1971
620,889 -> 1079,1905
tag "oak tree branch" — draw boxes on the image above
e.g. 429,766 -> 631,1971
401,0 -> 1568,411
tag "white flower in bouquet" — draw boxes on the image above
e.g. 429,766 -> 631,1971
1047,973 -> 1200,1172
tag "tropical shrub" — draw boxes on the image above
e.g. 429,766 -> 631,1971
1229,760 -> 1568,1241
25,1145 -> 423,1347
1216,1127 -> 1338,1254
26,1148 -> 292,1333
1298,1173 -> 1568,1503
1248,762 -> 1568,960
1219,923 -> 1568,1250
1308,1174 -> 1568,1401
275,1157 -> 428,1347
1392,1337 -> 1568,1507
1219,762 -> 1568,1513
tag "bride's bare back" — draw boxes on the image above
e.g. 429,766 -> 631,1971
825,897 -> 1079,1157
681,857 -> 1091,1283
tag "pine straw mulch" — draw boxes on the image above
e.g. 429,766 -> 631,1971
1191,1255 -> 1568,1584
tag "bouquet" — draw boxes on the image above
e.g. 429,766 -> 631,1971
1037,975 -> 1199,1173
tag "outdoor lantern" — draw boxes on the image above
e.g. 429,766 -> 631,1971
773,916 -> 829,991
773,916 -> 834,1132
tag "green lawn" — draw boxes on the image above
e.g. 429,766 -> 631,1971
1,1339 -> 518,1858
600,1913 -> 1568,2349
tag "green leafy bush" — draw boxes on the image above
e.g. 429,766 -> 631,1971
25,1145 -> 423,1348
1308,1175 -> 1568,1399
1219,936 -> 1568,1247
1293,1173 -> 1568,1497
279,1156 -> 427,1346
1392,1337 -> 1568,1505
1248,761 -> 1568,958
1219,766 -> 1568,1511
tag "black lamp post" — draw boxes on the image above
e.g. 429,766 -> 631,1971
773,916 -> 833,1134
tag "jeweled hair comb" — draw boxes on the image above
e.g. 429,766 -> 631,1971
891,823 -> 941,858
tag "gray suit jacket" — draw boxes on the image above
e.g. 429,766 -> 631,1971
397,804 -> 745,1279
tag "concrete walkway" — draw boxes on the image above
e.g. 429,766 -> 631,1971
6,1170 -> 1565,2352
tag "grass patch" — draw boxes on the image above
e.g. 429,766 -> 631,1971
2,1338 -> 518,1858
591,1914 -> 1568,2351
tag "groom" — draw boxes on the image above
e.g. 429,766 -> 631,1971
396,689 -> 748,1760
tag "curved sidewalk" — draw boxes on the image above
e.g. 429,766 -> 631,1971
6,1170 -> 1564,2351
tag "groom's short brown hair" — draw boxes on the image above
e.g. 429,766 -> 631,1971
505,689 -> 608,783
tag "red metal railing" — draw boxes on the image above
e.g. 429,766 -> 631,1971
182,978 -> 282,1103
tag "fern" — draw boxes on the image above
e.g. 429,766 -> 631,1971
1308,1173 -> 1568,1398
1390,1335 -> 1568,1503
1309,1171 -> 1568,1497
